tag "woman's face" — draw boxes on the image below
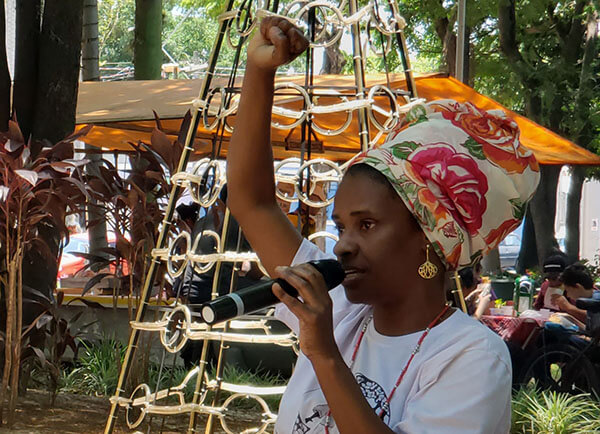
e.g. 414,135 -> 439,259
332,172 -> 426,305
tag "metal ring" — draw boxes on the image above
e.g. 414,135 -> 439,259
190,159 -> 223,208
308,230 -> 339,243
274,157 -> 302,203
235,0 -> 259,37
191,230 -> 221,274
294,2 -> 345,48
166,231 -> 191,278
366,18 -> 392,57
371,2 -> 406,35
310,96 -> 354,136
272,82 -> 310,130
126,383 -> 151,429
202,86 -> 226,131
219,393 -> 274,434
296,158 -> 342,208
367,85 -> 400,133
160,304 -> 191,353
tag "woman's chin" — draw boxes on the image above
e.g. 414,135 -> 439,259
343,285 -> 368,304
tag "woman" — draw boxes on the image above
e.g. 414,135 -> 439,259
226,17 -> 540,433
459,264 -> 493,319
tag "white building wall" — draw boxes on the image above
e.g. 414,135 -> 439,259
580,179 -> 600,263
555,168 -> 600,264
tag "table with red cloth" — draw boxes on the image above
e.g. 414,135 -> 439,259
480,315 -> 546,349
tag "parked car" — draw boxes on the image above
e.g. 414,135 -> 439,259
499,232 -> 521,269
58,232 -> 129,279
58,233 -> 89,279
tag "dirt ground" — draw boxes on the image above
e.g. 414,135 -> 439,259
1,390 -> 266,434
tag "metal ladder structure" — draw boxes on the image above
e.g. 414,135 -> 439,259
104,1 -> 417,433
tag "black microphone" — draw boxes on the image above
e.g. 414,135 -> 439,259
200,259 -> 345,325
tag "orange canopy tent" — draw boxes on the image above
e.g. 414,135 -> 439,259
76,72 -> 600,165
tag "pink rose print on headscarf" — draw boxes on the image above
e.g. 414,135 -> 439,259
406,144 -> 489,235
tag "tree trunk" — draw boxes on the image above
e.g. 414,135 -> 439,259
320,36 -> 346,74
565,166 -> 585,263
12,1 -> 42,141
22,0 -> 84,304
516,207 -> 539,274
434,15 -> 456,77
82,0 -> 107,262
134,0 -> 162,80
32,0 -> 84,145
82,0 -> 99,81
529,165 -> 561,264
481,247 -> 501,275
0,1 -> 11,131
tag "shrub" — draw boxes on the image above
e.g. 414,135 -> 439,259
512,386 -> 600,433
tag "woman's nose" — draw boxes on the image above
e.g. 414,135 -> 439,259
333,232 -> 358,259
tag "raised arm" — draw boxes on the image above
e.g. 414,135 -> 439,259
226,17 -> 308,275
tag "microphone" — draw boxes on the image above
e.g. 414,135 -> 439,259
200,259 -> 345,325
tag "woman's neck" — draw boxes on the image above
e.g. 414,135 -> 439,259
371,280 -> 450,336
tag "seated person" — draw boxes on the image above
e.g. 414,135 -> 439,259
533,254 -> 566,310
458,263 -> 494,320
551,263 -> 595,325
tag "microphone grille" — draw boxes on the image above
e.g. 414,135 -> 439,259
309,259 -> 345,289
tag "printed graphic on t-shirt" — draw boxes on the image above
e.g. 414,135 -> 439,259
291,373 -> 389,433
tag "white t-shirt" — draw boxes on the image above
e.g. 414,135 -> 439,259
274,239 -> 512,434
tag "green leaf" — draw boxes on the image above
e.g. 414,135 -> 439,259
391,141 -> 420,160
510,198 -> 526,220
463,137 -> 486,160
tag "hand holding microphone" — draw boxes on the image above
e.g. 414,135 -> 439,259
201,259 -> 345,325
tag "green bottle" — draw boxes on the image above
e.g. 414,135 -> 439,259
513,275 -> 533,316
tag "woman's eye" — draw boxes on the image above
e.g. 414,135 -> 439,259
360,221 -> 374,231
335,226 -> 344,234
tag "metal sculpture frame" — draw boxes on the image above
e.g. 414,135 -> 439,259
104,1 -> 417,433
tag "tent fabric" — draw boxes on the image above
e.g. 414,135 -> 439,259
76,73 -> 600,165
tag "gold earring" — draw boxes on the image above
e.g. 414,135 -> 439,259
418,244 -> 438,279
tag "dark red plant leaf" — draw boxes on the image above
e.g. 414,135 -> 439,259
153,110 -> 163,130
7,120 -> 25,144
116,237 -> 133,260
81,273 -> 113,296
62,124 -> 93,143
66,297 -> 105,309
31,346 -> 47,365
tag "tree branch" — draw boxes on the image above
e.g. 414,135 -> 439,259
498,0 -> 532,82
572,9 -> 599,145
562,0 -> 588,63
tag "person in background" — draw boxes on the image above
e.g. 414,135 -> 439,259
459,263 -> 494,319
174,187 -> 263,367
533,254 -> 567,311
551,263 -> 595,324
173,186 -> 262,305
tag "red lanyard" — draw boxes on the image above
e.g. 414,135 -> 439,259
324,304 -> 451,433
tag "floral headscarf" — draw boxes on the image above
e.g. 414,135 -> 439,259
350,99 -> 540,270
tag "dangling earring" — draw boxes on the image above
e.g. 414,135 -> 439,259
418,244 -> 438,279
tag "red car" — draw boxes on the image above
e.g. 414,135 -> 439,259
58,232 -> 129,279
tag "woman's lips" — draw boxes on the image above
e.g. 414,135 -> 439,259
342,268 -> 363,286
